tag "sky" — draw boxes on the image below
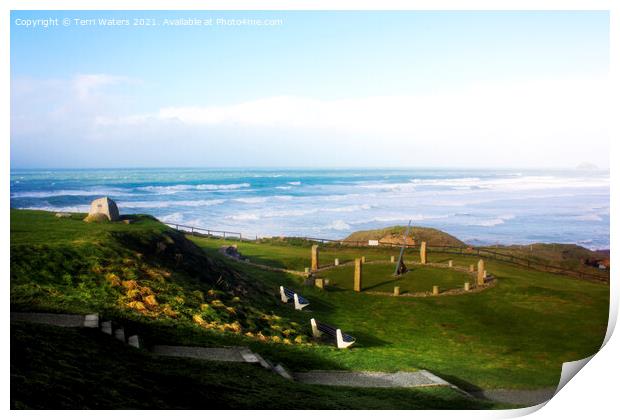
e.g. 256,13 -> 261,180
10,10 -> 610,169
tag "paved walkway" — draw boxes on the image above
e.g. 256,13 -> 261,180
293,370 -> 451,388
12,311 -> 556,406
11,312 -> 87,327
471,388 -> 556,406
151,345 -> 252,363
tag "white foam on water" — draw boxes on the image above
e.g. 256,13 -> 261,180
327,204 -> 373,212
465,214 -> 515,227
137,183 -> 250,194
234,197 -> 268,204
287,181 -> 301,186
226,213 -> 260,221
22,205 -> 90,213
120,199 -> 225,209
324,220 -> 351,231
11,188 -> 132,198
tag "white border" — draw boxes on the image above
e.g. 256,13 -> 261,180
3,1 -> 617,419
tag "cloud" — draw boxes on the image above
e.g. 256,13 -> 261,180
11,74 -> 610,168
73,74 -> 132,101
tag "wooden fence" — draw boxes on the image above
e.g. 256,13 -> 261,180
166,223 -> 608,283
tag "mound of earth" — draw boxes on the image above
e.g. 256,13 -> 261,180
344,226 -> 466,247
489,243 -> 610,271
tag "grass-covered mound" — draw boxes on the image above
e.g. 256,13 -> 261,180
10,209 -> 306,344
488,243 -> 609,273
345,225 -> 466,247
11,322 -> 501,409
319,263 -> 472,294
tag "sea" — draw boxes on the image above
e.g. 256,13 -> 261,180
9,168 -> 610,250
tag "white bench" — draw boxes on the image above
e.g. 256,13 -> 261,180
310,318 -> 356,349
279,286 -> 310,310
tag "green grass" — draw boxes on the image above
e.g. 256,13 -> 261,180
11,322 -> 503,409
318,263 -> 472,294
10,209 -> 610,404
190,235 -> 420,271
189,236 -> 609,390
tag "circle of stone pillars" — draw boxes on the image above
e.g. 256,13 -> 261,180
477,259 -> 485,286
354,258 -> 363,292
311,245 -> 319,271
420,241 -> 427,264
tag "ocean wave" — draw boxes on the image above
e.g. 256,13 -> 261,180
275,186 -> 292,190
227,213 -> 260,221
327,204 -> 373,212
287,181 -> 301,186
234,197 -> 268,204
466,214 -> 515,227
11,188 -> 132,198
571,213 -> 604,222
119,199 -> 225,209
410,175 -> 610,191
137,183 -> 250,194
324,220 -> 351,231
19,205 -> 90,213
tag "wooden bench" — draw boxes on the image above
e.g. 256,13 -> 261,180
310,318 -> 356,349
279,286 -> 310,310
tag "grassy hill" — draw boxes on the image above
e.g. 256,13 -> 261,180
11,209 -> 306,343
344,225 -> 608,278
344,226 -> 466,247
10,209 -> 610,408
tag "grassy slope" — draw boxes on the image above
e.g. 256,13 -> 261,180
11,322 -> 499,410
190,236 -> 609,390
10,210 -> 609,397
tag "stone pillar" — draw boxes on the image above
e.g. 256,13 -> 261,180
420,241 -> 427,264
304,267 -> 309,274
432,285 -> 439,295
464,282 -> 470,291
477,259 -> 485,285
394,286 -> 400,296
354,258 -> 363,292
311,245 -> 319,271
448,260 -> 453,268
469,264 -> 474,272
390,256 -> 395,263
361,256 -> 366,263
334,258 -> 339,266
315,278 -> 325,289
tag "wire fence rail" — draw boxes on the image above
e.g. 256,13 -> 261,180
165,223 -> 243,240
166,223 -> 608,283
